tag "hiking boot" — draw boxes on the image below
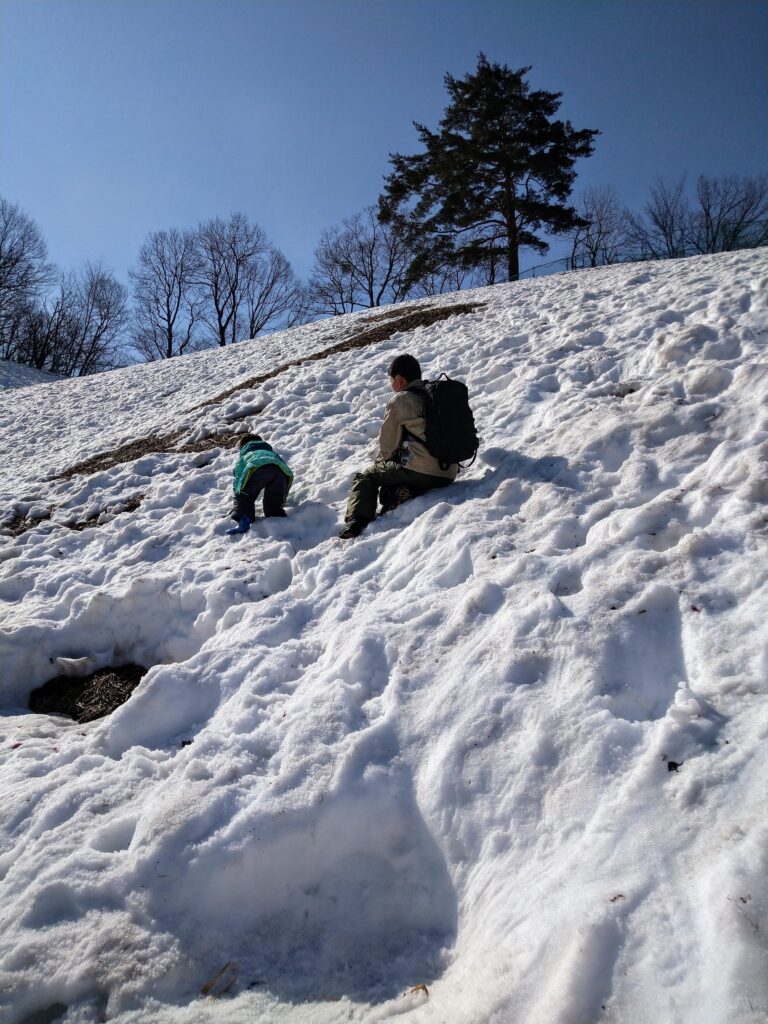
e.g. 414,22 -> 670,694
339,518 -> 369,539
226,515 -> 252,535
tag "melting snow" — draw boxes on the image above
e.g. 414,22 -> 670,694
1,251 -> 767,1023
0,360 -> 62,391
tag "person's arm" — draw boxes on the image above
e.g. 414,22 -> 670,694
378,396 -> 405,461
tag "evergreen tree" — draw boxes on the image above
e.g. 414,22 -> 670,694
379,55 -> 599,282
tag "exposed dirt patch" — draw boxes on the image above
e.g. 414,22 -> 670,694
3,515 -> 35,537
189,301 -> 484,410
57,425 -> 259,480
349,301 -> 431,326
58,431 -> 187,480
2,495 -> 145,538
607,382 -> 641,399
29,664 -> 147,723
66,494 -> 145,531
56,301 -> 483,480
179,428 -> 252,452
2,511 -> 52,537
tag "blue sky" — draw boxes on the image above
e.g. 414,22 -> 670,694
1,0 -> 766,285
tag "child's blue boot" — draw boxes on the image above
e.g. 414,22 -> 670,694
226,515 -> 251,536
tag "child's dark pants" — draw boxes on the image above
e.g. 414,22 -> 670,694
232,465 -> 288,520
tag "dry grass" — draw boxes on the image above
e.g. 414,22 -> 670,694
191,301 -> 483,410
57,429 -> 186,480
55,300 -> 484,481
29,664 -> 147,723
67,494 -> 145,531
57,426 -> 256,480
2,513 -> 49,537
2,495 -> 145,539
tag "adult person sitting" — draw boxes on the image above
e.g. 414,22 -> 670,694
339,353 -> 457,539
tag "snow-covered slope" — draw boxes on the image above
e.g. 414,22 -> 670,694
0,359 -> 62,390
1,250 -> 766,1024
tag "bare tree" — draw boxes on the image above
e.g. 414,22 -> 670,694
0,198 -> 54,359
411,253 -> 501,296
12,295 -> 73,371
687,174 -> 768,254
194,213 -> 302,345
0,198 -> 131,375
130,228 -> 202,360
623,174 -> 768,262
409,263 -> 479,297
409,224 -> 506,293
570,185 -> 629,267
195,214 -> 260,346
53,264 -> 129,375
625,176 -> 690,259
10,263 -> 128,376
242,245 -> 306,338
308,228 -> 358,315
308,207 -> 414,315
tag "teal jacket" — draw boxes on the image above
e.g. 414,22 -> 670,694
233,440 -> 294,495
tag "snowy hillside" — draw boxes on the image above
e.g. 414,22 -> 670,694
0,359 -> 62,390
1,250 -> 767,1024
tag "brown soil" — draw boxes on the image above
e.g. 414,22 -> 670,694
2,495 -> 145,539
67,494 -> 145,531
344,301 -> 431,326
57,425 -> 260,481
28,664 -> 147,723
191,301 -> 483,411
55,300 -> 483,481
3,515 -> 38,537
2,511 -> 53,538
57,431 -> 186,479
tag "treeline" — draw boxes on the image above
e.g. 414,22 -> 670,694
2,55 -> 766,377
0,201 -> 130,377
0,198 -> 504,377
0,205 -> 309,375
571,175 -> 768,268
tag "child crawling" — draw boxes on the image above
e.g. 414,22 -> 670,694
226,433 -> 294,535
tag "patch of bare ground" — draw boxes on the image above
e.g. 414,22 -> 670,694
57,425 -> 256,480
29,664 -> 147,723
2,512 -> 51,537
347,301 -> 431,326
55,300 -> 483,480
66,493 -> 145,531
57,430 -> 185,480
189,301 -> 484,410
2,495 -> 145,539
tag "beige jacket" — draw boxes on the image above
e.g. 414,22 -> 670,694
377,381 -> 458,480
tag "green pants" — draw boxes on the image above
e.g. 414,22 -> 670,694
345,461 -> 452,523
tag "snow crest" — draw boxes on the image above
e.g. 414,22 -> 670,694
1,252 -> 767,1023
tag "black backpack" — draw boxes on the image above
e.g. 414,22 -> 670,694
408,374 -> 479,470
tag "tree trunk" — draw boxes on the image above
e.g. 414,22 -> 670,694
503,177 -> 520,281
507,243 -> 519,282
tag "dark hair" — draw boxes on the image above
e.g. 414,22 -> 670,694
239,433 -> 263,448
388,353 -> 421,383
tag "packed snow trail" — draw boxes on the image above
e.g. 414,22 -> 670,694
0,251 -> 767,1023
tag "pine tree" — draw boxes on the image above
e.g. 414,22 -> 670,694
379,55 -> 599,283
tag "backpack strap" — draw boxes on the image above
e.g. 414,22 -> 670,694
401,380 -> 428,446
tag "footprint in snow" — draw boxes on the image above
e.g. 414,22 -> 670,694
595,584 -> 687,722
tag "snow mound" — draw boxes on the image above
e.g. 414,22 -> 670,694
1,251 -> 767,1024
0,359 -> 62,390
